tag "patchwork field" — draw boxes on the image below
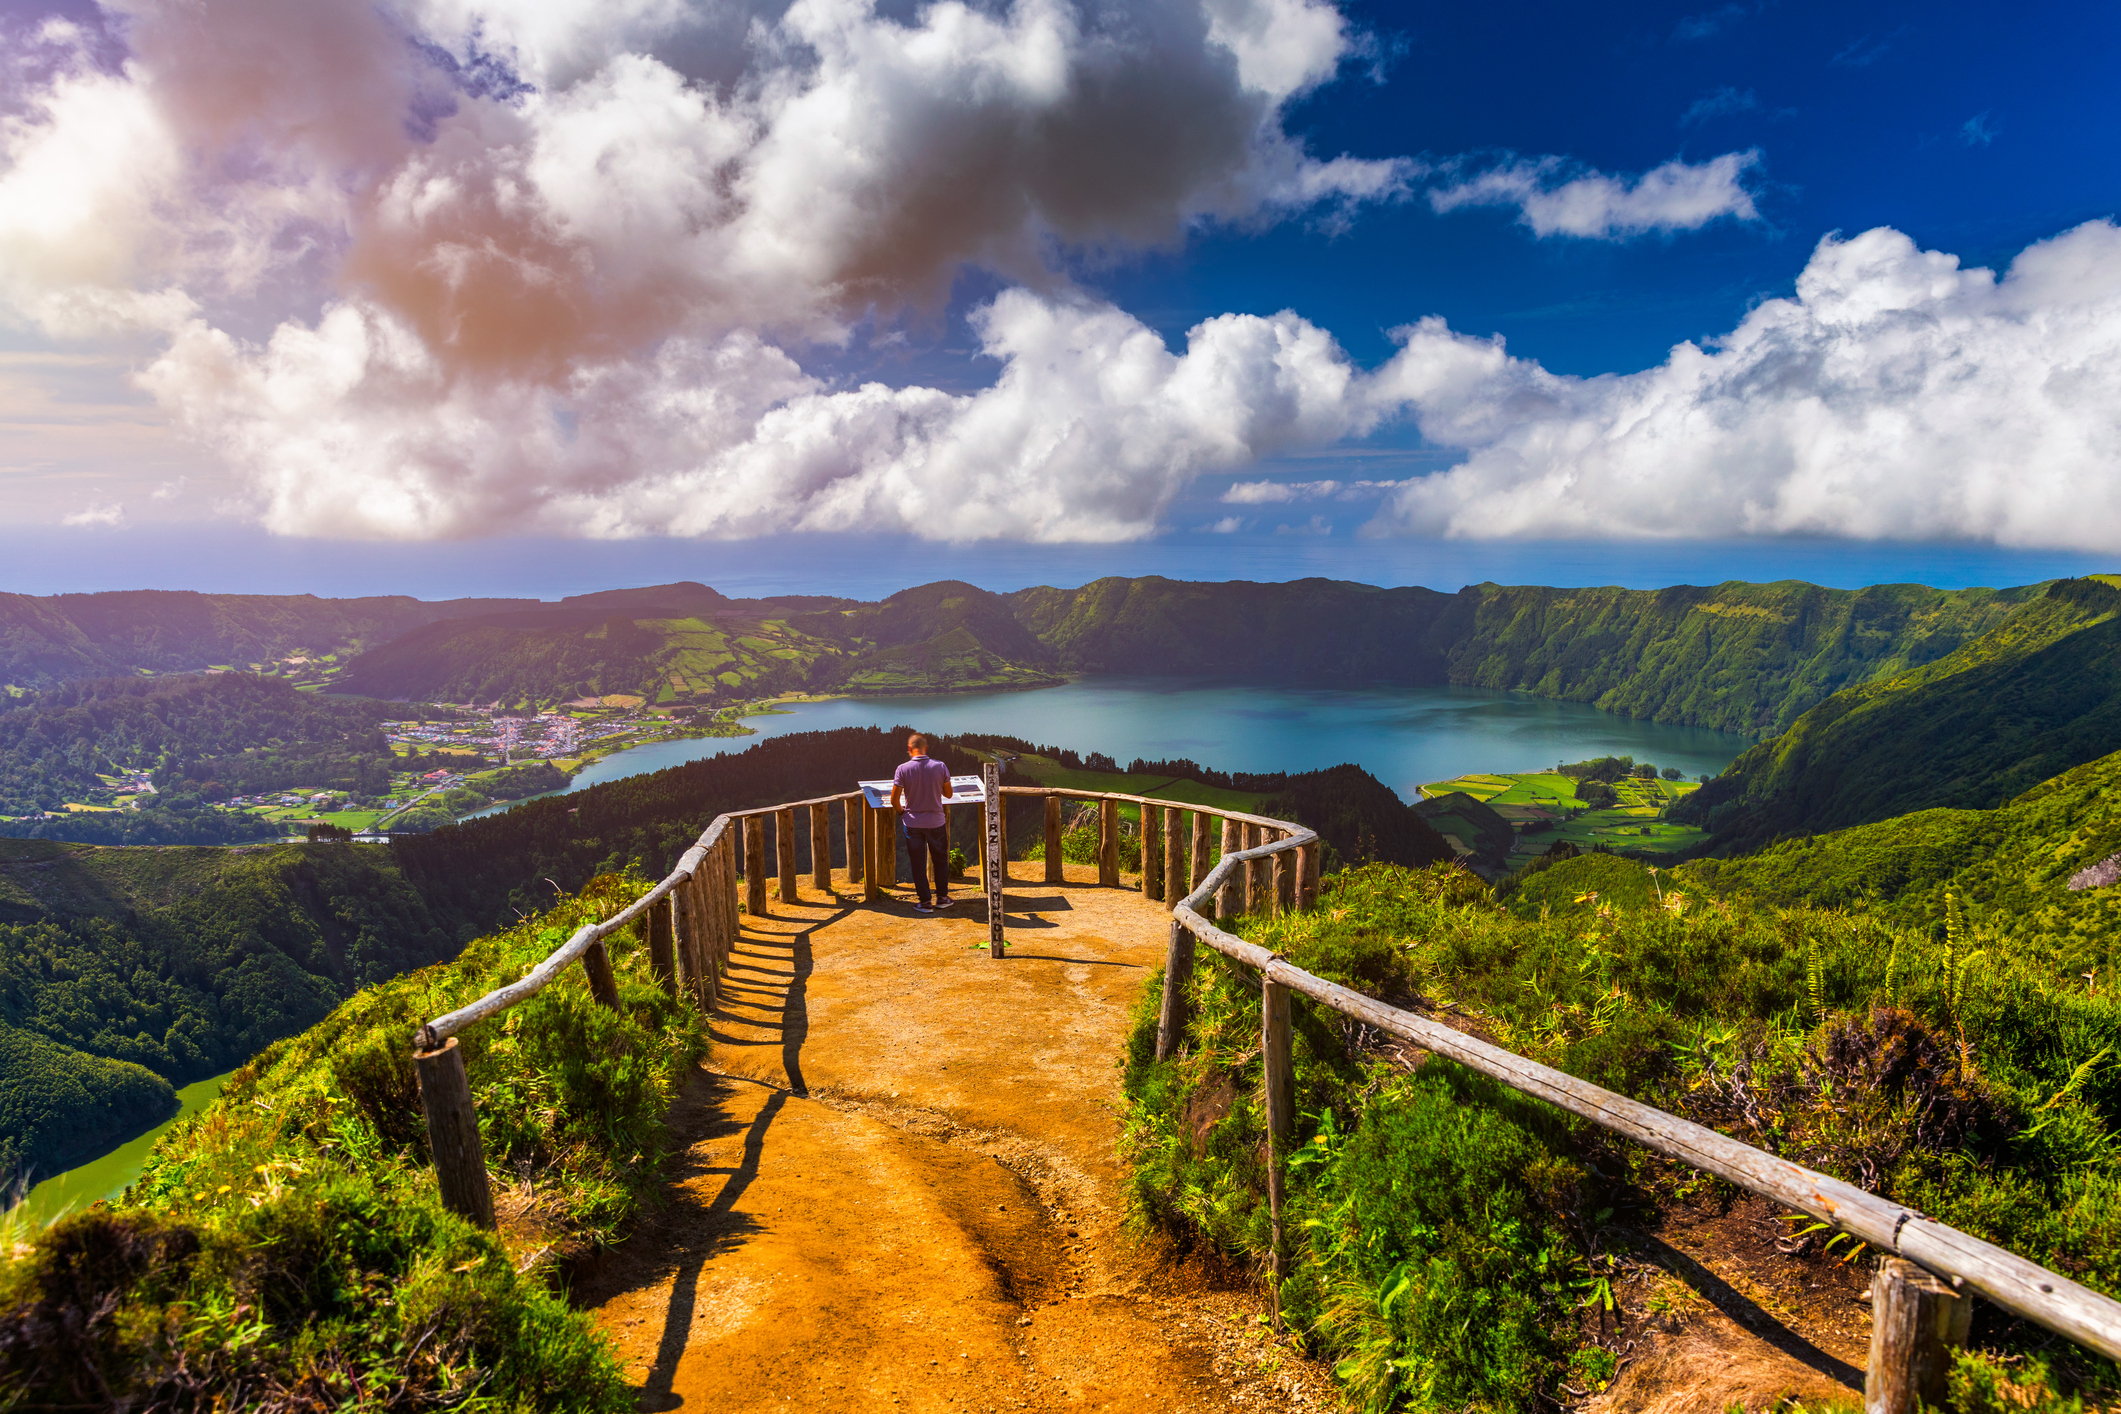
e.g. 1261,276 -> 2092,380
1420,769 -> 1708,863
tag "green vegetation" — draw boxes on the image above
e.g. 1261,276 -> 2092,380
0,872 -> 699,1410
1677,578 -> 2121,853
1123,852 -> 2121,1411
0,839 -> 452,1190
1420,759 -> 1707,867
1012,575 -> 2041,734
0,672 -> 447,845
0,588 -> 530,691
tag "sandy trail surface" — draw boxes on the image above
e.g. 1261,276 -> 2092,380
577,861 -> 1328,1413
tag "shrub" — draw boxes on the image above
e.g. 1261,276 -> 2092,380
0,872 -> 701,1411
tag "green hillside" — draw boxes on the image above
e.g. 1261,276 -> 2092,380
339,580 -> 1063,706
1008,575 -> 2038,735
0,589 -> 531,691
1674,578 -> 2121,853
1680,744 -> 2121,976
0,838 -> 452,1188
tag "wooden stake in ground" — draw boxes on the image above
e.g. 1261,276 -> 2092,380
415,1037 -> 493,1229
983,762 -> 1004,958
1044,794 -> 1063,885
1866,1258 -> 1972,1414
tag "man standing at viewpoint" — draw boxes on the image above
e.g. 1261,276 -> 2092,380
890,732 -> 954,914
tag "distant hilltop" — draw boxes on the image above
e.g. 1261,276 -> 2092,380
0,573 -> 2078,739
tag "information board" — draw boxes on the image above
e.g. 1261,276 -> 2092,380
856,775 -> 988,809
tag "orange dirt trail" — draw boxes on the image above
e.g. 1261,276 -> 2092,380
578,862 -> 1322,1414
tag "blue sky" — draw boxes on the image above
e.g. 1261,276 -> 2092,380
0,0 -> 2117,599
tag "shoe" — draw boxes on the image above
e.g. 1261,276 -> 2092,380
936,895 -> 954,908
915,903 -> 935,914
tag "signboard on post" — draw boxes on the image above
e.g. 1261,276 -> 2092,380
857,775 -> 987,808
982,761 -> 1004,957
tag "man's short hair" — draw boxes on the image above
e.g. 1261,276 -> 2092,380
907,733 -> 928,750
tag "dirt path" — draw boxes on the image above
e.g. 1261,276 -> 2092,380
577,862 -> 1333,1413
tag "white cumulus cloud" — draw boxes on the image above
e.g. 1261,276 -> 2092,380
1426,150 -> 1762,240
1363,220 -> 2121,552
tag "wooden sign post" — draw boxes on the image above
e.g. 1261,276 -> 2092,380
983,761 -> 1004,958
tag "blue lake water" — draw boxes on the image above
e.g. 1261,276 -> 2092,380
474,676 -> 1750,814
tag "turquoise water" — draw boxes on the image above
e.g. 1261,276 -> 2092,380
17,1069 -> 235,1227
471,676 -> 1749,812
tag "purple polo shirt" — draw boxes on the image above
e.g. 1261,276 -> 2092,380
892,756 -> 950,829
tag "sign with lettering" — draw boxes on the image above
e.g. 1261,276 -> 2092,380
857,775 -> 987,809
982,761 -> 1004,956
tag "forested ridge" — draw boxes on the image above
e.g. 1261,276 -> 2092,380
1674,577 -> 2121,852
0,673 -> 448,847
0,589 -> 531,690
0,838 -> 452,1189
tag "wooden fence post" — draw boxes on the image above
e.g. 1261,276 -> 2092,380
777,808 -> 798,904
1144,802 -> 1164,900
699,854 -> 720,988
702,865 -> 724,999
1218,818 -> 1242,918
1044,795 -> 1064,883
721,834 -> 741,956
845,797 -> 863,884
745,814 -> 768,916
648,895 -> 676,994
1275,836 -> 1296,915
811,802 -> 832,892
1262,977 -> 1294,1293
671,883 -> 698,999
1165,806 -> 1186,906
863,805 -> 881,901
1191,812 -> 1212,902
581,936 -> 621,1010
1238,822 -> 1255,911
1299,840 -> 1319,912
416,1037 -> 494,1229
1098,797 -> 1120,886
1866,1259 -> 1972,1414
1155,919 -> 1194,1061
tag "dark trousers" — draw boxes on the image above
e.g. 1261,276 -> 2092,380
904,823 -> 951,903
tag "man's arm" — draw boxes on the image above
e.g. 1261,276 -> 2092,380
940,768 -> 952,799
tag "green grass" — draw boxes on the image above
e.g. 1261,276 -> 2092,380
0,871 -> 702,1410
1420,772 -> 1708,868
1122,859 -> 2121,1411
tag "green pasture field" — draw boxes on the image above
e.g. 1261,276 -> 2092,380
1421,770 -> 1708,866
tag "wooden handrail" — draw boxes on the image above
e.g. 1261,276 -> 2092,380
1158,835 -> 2121,1392
398,775 -> 2113,1406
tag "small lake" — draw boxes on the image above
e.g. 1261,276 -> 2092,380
17,1069 -> 234,1227
470,676 -> 1749,814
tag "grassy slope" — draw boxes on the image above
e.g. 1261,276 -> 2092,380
1126,847 -> 2121,1413
1676,578 -> 2121,854
0,872 -> 695,1410
1679,746 -> 2121,979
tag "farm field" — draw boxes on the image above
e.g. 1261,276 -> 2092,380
1420,769 -> 1709,863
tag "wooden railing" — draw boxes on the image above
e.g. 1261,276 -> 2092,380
409,782 -> 2121,1414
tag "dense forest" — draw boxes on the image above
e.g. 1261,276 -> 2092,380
0,673 -> 445,846
0,839 -> 453,1189
1674,576 -> 2121,852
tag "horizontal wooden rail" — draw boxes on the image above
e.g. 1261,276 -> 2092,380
1159,838 -> 2121,1389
